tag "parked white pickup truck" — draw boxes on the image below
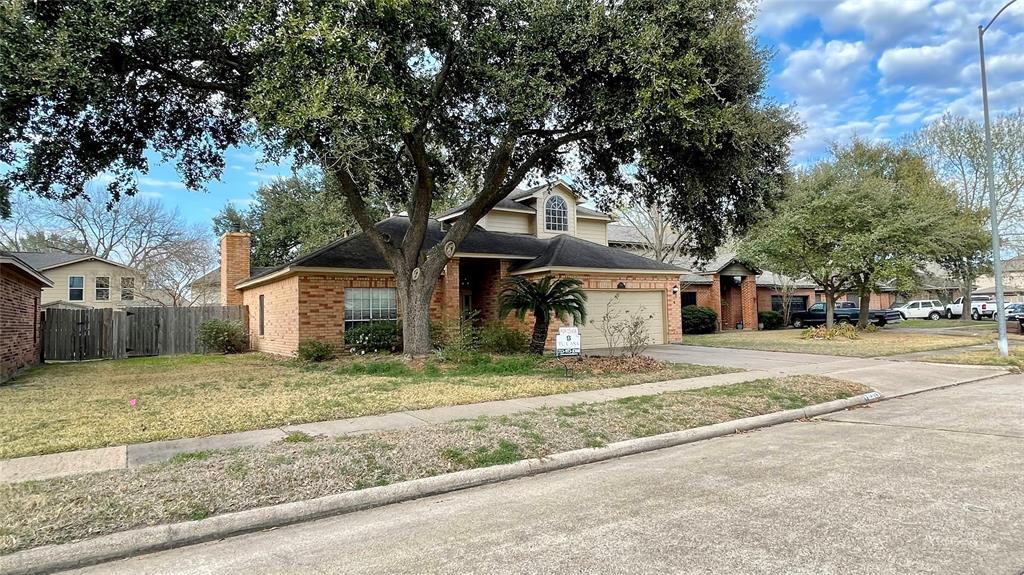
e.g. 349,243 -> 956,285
944,295 -> 993,320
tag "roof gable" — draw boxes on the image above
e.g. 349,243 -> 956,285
8,251 -> 133,272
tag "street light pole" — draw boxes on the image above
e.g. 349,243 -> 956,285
977,0 -> 1017,358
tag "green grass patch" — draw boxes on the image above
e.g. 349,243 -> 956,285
167,450 -> 213,464
283,431 -> 314,443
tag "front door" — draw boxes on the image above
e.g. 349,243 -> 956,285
460,292 -> 473,318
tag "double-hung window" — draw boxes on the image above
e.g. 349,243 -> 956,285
120,277 -> 135,301
68,276 -> 85,301
95,276 -> 110,301
344,288 -> 397,331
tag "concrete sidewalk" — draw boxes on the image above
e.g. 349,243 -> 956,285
63,374 -> 1024,575
0,350 -> 1007,484
0,369 -> 764,483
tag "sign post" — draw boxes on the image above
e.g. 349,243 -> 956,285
555,326 -> 581,377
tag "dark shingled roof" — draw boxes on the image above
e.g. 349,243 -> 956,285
243,217 -> 680,284
508,234 -> 681,273
6,251 -> 105,270
436,197 -> 535,220
193,266 -> 274,286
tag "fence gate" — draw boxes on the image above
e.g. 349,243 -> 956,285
125,308 -> 161,357
41,308 -> 124,361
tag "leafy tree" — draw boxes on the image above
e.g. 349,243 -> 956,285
0,0 -> 798,354
827,141 -> 959,328
498,275 -> 587,354
740,140 -> 966,328
212,173 -> 368,267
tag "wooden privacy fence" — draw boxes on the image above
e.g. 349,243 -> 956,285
41,306 -> 248,361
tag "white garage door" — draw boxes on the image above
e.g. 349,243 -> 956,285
577,290 -> 666,350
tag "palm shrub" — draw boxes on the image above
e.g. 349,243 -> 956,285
498,275 -> 587,355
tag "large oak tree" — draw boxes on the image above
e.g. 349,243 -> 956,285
1,0 -> 798,353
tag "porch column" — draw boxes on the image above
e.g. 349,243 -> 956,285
709,274 -> 723,332
741,275 -> 759,329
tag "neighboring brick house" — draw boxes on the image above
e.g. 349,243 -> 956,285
608,224 -> 961,330
220,180 -> 684,355
1,252 -> 53,382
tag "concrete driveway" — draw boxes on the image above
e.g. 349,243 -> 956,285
644,344 -> 1006,397
66,375 -> 1024,575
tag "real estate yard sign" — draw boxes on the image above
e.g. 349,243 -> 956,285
555,327 -> 581,358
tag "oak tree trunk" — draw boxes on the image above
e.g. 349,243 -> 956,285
857,290 -> 872,329
396,269 -> 441,356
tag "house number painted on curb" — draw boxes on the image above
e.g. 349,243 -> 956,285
862,391 -> 881,401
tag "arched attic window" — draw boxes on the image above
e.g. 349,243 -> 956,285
544,195 -> 569,231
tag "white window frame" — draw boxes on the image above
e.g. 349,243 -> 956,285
544,195 -> 569,231
344,288 -> 397,331
95,276 -> 110,301
120,276 -> 135,301
68,275 -> 85,301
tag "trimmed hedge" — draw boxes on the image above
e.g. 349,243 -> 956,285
682,305 -> 718,334
758,310 -> 784,330
477,322 -> 530,354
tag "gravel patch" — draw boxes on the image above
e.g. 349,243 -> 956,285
0,375 -> 869,554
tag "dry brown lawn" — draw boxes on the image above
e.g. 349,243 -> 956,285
0,353 -> 733,459
0,375 -> 868,555
680,328 -> 988,357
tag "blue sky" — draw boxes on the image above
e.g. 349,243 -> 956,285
125,0 -> 1024,228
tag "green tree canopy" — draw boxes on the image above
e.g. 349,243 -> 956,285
212,173 -> 368,267
740,140 -> 971,328
1,0 -> 799,353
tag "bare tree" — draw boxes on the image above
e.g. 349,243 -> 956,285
913,110 -> 1024,238
2,191 -> 218,306
615,201 -> 686,264
136,239 -> 218,307
770,273 -> 798,327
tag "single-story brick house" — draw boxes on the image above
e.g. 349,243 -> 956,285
1,252 -> 53,382
607,224 -> 962,329
220,181 -> 684,355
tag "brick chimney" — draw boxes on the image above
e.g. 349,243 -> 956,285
219,230 -> 251,306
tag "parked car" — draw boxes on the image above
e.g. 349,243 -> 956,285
994,302 -> 1024,321
891,299 -> 944,321
791,301 -> 903,328
944,295 -> 993,320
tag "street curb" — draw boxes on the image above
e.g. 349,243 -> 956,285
0,391 -> 882,575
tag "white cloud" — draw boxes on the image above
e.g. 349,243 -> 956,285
138,176 -> 187,189
135,191 -> 164,199
825,0 -> 933,47
778,39 -> 872,104
877,37 -> 974,88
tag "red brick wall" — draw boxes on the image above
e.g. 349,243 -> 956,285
1,264 -> 43,382
242,275 -> 300,355
518,271 -> 684,349
220,232 -> 251,306
241,263 -> 461,356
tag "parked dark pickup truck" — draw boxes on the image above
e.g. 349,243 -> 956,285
791,301 -> 903,328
